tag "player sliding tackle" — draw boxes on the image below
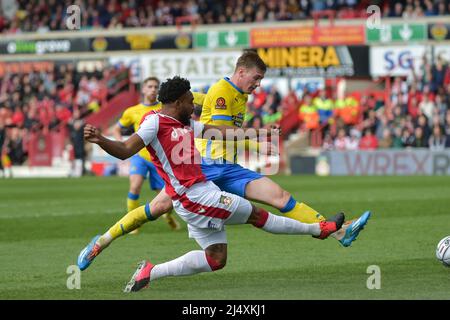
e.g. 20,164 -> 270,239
78,51 -> 370,272
83,77 -> 345,292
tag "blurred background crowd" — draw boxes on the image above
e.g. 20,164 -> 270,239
1,0 -> 449,33
0,0 -> 449,170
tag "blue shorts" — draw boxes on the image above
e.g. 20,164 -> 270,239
129,154 -> 165,190
200,159 -> 263,197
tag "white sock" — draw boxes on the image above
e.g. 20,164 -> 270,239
98,232 -> 113,248
262,213 -> 321,236
150,250 -> 212,281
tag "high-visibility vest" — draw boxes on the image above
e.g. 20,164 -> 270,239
339,97 -> 360,125
334,98 -> 345,116
299,104 -> 319,129
313,97 -> 334,110
313,97 -> 334,123
263,112 -> 282,125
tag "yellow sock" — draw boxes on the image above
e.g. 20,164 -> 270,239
282,199 -> 346,241
162,211 -> 181,230
284,202 -> 326,224
127,192 -> 140,212
107,205 -> 149,240
126,193 -> 141,235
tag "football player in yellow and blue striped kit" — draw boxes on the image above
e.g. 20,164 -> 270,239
195,51 -> 369,245
78,52 -> 370,271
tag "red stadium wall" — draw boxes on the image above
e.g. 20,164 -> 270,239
28,132 -> 53,166
85,91 -> 140,130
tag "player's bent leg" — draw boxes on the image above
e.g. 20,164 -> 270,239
77,204 -> 150,271
124,244 -> 226,292
213,165 -> 327,225
105,205 -> 151,240
247,205 -> 344,239
147,162 -> 180,230
244,177 -> 290,209
204,243 -> 227,271
127,174 -> 144,212
221,185 -> 342,238
128,155 -> 148,211
147,188 -> 174,218
77,198 -> 173,271
106,190 -> 174,243
151,190 -> 180,231
245,177 -> 369,245
128,174 -> 145,234
161,212 -> 181,230
103,195 -> 173,244
149,189 -> 180,230
245,177 -> 326,223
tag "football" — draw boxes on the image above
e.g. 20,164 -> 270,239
436,236 -> 450,267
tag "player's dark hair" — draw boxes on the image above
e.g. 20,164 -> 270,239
143,76 -> 160,85
235,50 -> 267,73
158,76 -> 191,104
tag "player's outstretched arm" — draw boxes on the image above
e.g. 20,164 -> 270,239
84,124 -> 145,160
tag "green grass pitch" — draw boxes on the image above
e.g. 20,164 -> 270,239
1,175 -> 449,300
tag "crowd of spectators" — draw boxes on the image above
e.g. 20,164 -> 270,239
244,85 -> 283,130
0,0 -> 449,167
1,58 -> 449,171
317,55 -> 450,151
238,51 -> 450,152
1,0 -> 450,33
0,62 -> 104,166
1,51 -> 449,170
0,1 -> 448,175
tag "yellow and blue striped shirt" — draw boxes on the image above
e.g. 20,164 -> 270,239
196,77 -> 248,163
118,101 -> 162,161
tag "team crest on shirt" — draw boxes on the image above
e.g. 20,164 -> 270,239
215,97 -> 227,109
219,195 -> 233,207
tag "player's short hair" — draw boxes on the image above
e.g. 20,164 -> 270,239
143,76 -> 160,85
235,50 -> 267,73
158,76 -> 191,104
